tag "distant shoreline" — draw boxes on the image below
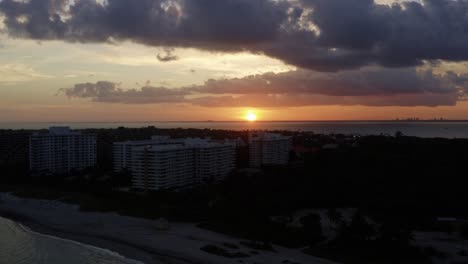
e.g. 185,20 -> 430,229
2,120 -> 468,124
2,121 -> 468,138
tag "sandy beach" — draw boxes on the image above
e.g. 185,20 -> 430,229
0,193 -> 339,264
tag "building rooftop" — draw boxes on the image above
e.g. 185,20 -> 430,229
249,132 -> 292,142
132,144 -> 193,152
115,138 -> 185,145
128,137 -> 235,151
151,135 -> 172,141
50,127 -> 81,135
32,127 -> 82,136
116,137 -> 235,148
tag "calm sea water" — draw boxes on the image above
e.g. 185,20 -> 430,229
1,121 -> 468,138
0,217 -> 143,264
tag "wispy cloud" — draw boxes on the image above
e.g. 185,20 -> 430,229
0,63 -> 53,82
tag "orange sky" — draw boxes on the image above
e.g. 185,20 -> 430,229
2,99 -> 468,122
1,39 -> 466,122
1,0 -> 467,122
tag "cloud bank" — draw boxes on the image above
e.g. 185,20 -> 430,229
61,68 -> 465,107
2,0 -> 468,71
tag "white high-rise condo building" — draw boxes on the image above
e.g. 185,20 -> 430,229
131,145 -> 196,191
29,127 -> 96,175
119,137 -> 235,191
187,138 -> 236,183
249,132 -> 292,167
113,136 -> 184,172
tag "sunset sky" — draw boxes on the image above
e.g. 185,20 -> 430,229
1,0 -> 468,122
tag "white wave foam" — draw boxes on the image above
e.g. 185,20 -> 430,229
9,219 -> 146,264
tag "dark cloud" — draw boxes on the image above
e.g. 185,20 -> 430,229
157,47 -> 178,62
191,68 -> 454,96
3,0 -> 468,71
0,0 -> 288,50
60,81 -> 187,103
60,68 -> 465,107
189,93 -> 459,108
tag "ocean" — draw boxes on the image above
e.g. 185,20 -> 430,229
0,217 -> 143,264
1,121 -> 468,138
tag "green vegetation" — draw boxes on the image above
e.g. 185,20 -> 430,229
239,241 -> 276,252
200,245 -> 249,258
222,242 -> 239,249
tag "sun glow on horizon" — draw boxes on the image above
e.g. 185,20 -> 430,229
245,110 -> 257,121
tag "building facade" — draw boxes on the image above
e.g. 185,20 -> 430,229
113,136 -> 184,172
29,127 -> 96,175
131,145 -> 197,191
187,139 -> 236,183
124,137 -> 235,191
249,132 -> 292,167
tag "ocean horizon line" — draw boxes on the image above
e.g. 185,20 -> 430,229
2,120 -> 468,124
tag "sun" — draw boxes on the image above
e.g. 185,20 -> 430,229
245,110 -> 257,121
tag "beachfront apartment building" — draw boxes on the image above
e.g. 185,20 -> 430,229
113,136 -> 184,172
125,137 -> 235,191
131,144 -> 196,191
188,138 -> 236,182
249,132 -> 292,168
29,127 -> 96,175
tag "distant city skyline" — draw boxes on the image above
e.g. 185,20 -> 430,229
2,0 -> 468,122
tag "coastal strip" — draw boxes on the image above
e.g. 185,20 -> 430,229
0,210 -> 198,264
0,193 -> 339,264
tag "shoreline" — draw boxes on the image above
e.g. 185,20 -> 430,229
0,193 -> 339,264
14,221 -> 145,264
0,210 -> 192,264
